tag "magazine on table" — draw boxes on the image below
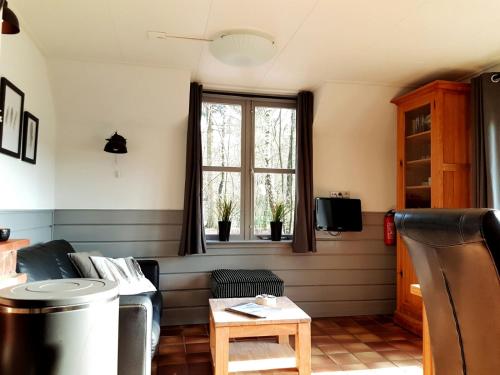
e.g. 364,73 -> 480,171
225,302 -> 279,318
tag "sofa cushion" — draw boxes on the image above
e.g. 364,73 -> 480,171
90,256 -> 157,295
16,240 -> 79,282
68,251 -> 103,278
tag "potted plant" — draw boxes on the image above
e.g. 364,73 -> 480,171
217,198 -> 236,241
270,201 -> 288,241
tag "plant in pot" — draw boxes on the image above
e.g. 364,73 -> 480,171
217,198 -> 236,241
270,201 -> 288,241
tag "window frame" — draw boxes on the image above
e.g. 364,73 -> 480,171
202,93 -> 297,241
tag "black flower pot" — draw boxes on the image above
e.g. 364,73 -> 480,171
0,228 -> 10,242
270,221 -> 283,241
218,221 -> 231,241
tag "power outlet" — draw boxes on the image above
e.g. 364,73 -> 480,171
330,191 -> 350,199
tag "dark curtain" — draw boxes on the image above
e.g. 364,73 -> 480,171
179,82 -> 207,256
471,73 -> 500,208
292,91 -> 316,253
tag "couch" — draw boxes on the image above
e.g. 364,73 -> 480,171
16,239 -> 162,375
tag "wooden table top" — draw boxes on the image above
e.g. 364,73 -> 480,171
209,296 -> 311,327
0,239 -> 29,253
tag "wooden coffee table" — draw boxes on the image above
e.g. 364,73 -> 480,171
209,296 -> 311,375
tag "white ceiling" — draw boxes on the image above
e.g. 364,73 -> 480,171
11,0 -> 500,92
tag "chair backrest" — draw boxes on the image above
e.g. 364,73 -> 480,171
395,209 -> 500,375
16,239 -> 79,282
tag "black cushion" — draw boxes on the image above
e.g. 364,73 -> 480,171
211,269 -> 284,298
136,259 -> 160,289
16,239 -> 80,282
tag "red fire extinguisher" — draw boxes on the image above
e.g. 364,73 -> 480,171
384,210 -> 396,246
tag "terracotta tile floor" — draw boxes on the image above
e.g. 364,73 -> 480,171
154,315 -> 423,375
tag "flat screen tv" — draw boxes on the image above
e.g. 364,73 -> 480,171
315,197 -> 363,232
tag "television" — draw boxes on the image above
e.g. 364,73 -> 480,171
315,197 -> 363,232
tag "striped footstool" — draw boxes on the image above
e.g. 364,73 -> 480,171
210,269 -> 284,298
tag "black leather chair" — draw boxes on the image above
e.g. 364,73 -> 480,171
16,240 -> 162,375
395,209 -> 500,375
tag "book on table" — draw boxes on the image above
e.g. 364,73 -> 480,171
225,302 -> 279,318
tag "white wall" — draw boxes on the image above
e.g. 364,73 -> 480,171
0,31 -> 57,209
313,82 -> 403,212
49,59 -> 191,209
0,39 -> 401,213
50,63 -> 400,211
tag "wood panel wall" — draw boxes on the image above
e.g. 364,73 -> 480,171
53,210 -> 396,325
0,210 -> 53,244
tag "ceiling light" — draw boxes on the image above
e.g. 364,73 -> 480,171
147,30 -> 276,67
209,32 -> 276,67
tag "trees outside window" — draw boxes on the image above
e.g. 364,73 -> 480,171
201,95 -> 297,240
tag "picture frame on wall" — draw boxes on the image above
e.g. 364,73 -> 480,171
0,77 -> 25,158
21,112 -> 39,164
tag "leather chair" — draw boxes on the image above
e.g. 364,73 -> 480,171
16,240 -> 162,375
395,209 -> 500,375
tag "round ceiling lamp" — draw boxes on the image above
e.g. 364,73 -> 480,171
209,31 -> 276,67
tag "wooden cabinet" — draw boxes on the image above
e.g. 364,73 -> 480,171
391,81 -> 470,334
0,239 -> 29,290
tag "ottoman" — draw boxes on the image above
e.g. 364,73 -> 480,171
210,269 -> 284,298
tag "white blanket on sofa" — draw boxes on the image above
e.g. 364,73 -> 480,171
90,256 -> 157,295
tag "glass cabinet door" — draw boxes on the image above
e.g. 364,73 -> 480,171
404,104 -> 431,208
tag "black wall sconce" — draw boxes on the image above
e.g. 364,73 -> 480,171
104,132 -> 127,154
104,132 -> 127,178
1,1 -> 20,35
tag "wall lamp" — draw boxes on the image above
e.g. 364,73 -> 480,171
104,132 -> 127,178
1,1 -> 20,35
104,132 -> 128,154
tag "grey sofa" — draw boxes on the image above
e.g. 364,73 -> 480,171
16,239 -> 162,375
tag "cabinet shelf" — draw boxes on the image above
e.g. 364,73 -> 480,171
406,130 -> 431,140
406,158 -> 431,166
406,185 -> 431,190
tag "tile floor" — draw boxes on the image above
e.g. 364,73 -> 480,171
154,315 -> 423,375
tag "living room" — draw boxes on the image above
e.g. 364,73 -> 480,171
0,1 -> 499,375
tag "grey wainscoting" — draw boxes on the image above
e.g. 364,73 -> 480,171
0,210 -> 54,244
53,210 -> 396,326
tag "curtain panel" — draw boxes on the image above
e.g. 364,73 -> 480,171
292,91 -> 316,253
179,82 -> 207,256
471,73 -> 500,209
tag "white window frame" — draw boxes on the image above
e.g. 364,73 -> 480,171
202,93 -> 297,240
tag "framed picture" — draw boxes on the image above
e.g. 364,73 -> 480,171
21,112 -> 39,164
0,77 -> 25,158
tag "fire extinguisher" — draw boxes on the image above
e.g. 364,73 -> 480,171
384,210 -> 396,246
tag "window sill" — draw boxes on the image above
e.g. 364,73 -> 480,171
207,239 -> 292,248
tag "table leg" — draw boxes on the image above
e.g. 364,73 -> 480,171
295,322 -> 311,375
278,335 -> 289,345
214,326 -> 229,375
422,304 -> 434,375
209,314 -> 215,364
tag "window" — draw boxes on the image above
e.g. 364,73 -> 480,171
201,94 -> 297,240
